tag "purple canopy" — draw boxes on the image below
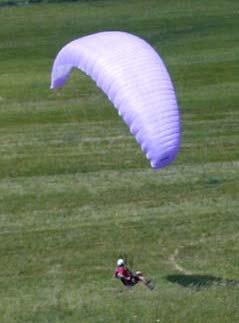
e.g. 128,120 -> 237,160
51,31 -> 180,169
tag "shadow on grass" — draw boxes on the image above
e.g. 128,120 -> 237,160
166,274 -> 239,290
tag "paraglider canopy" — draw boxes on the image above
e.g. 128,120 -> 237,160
50,31 -> 180,169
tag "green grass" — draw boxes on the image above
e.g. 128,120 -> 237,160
0,0 -> 238,322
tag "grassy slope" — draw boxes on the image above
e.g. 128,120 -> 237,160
0,0 -> 238,322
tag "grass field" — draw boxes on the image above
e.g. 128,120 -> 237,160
0,0 -> 238,322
